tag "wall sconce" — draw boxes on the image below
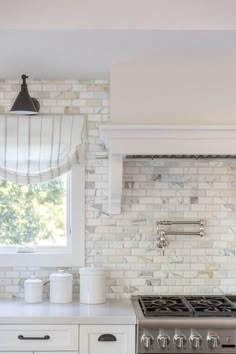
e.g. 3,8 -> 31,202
10,74 -> 40,115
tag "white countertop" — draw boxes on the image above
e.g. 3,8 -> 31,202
0,299 -> 136,325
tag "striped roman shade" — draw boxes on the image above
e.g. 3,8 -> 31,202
0,115 -> 85,184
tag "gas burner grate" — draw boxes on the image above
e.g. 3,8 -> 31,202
139,296 -> 193,317
185,296 -> 236,317
138,295 -> 236,317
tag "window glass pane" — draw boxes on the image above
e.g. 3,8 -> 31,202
0,175 -> 67,246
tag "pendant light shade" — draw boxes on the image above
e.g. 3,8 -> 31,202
10,74 -> 40,115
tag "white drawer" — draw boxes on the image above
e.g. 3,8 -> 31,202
80,325 -> 135,354
0,325 -> 78,351
37,352 -> 78,354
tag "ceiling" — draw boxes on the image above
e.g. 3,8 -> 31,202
1,0 -> 236,30
1,30 -> 236,80
1,0 -> 236,80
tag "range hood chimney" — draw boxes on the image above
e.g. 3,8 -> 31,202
99,124 -> 236,214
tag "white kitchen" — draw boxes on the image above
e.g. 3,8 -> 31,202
0,1 -> 236,354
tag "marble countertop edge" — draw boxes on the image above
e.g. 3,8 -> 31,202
0,298 -> 137,325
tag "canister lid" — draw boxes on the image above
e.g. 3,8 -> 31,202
50,269 -> 73,278
24,275 -> 43,284
80,267 -> 105,275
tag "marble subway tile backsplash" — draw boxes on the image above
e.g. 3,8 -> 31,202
1,80 -> 236,299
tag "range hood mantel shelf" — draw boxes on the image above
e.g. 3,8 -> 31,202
99,124 -> 236,214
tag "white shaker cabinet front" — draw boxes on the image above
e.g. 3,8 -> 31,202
0,352 -> 33,354
0,325 -> 78,352
80,325 -> 135,354
1,351 -> 78,354
37,352 -> 78,354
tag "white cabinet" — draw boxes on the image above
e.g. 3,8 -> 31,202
37,352 -> 78,354
0,351 -> 78,354
0,325 -> 78,352
80,325 -> 135,354
0,320 -> 135,354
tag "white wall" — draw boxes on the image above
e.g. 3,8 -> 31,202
111,56 -> 236,125
1,80 -> 236,298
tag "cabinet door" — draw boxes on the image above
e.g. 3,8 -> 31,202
80,325 -> 135,354
36,352 -> 78,354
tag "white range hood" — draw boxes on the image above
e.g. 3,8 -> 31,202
99,124 -> 236,214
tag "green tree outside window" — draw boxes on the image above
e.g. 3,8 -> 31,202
0,177 -> 67,246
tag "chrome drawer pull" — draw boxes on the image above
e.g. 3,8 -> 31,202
18,335 -> 50,340
98,334 -> 117,342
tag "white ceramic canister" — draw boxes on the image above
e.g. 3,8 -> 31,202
50,270 -> 73,303
24,275 -> 43,303
80,267 -> 106,304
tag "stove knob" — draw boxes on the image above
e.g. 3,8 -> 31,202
157,335 -> 170,349
174,335 -> 187,349
207,335 -> 220,349
141,335 -> 154,349
190,335 -> 203,349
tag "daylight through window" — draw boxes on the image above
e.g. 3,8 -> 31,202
0,174 -> 68,248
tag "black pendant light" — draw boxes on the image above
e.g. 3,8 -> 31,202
10,74 -> 40,115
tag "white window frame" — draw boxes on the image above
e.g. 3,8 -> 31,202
0,163 -> 85,267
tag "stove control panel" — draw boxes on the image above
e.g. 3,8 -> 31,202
138,328 -> 236,353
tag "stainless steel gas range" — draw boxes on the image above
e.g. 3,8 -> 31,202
131,295 -> 236,354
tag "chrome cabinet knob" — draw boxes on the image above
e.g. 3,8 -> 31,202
174,335 -> 187,349
207,335 -> 220,349
157,335 -> 170,349
190,335 -> 203,349
141,335 -> 154,349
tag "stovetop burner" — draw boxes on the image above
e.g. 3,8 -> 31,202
139,295 -> 236,317
185,296 -> 236,317
139,296 -> 193,317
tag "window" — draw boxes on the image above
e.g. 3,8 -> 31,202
0,175 -> 67,248
0,164 -> 85,267
0,114 -> 85,266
